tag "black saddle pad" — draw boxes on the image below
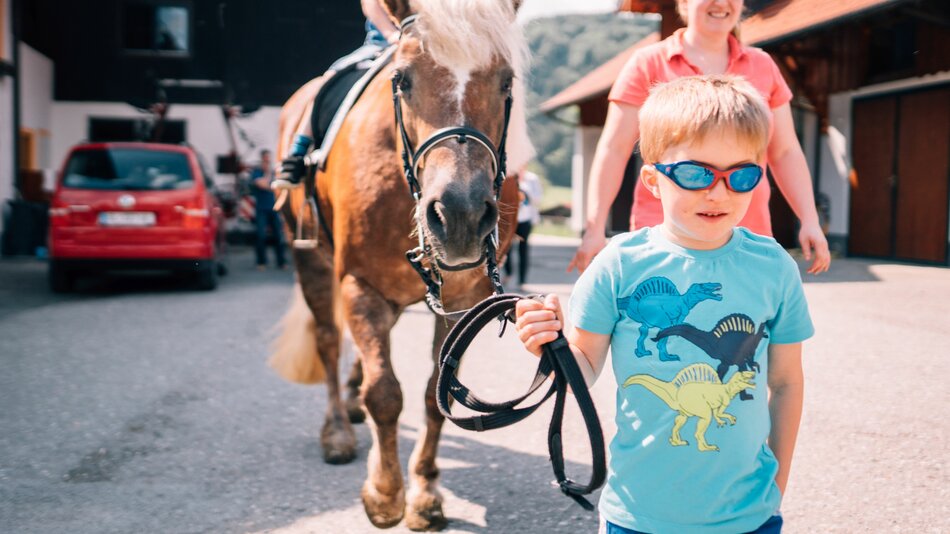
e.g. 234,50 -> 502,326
310,66 -> 369,150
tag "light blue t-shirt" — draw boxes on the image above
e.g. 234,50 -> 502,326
570,227 -> 813,534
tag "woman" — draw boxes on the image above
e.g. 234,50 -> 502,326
568,0 -> 830,275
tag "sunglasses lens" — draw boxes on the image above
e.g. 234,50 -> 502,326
728,166 -> 762,192
672,164 -> 714,190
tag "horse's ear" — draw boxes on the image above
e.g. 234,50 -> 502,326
379,0 -> 413,25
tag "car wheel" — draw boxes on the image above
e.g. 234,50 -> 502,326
195,263 -> 218,290
216,261 -> 228,277
49,262 -> 74,293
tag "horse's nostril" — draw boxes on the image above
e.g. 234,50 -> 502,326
425,201 -> 448,240
478,202 -> 498,238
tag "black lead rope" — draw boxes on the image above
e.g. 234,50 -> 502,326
436,294 -> 606,510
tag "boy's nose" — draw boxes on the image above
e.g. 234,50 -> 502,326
705,177 -> 731,199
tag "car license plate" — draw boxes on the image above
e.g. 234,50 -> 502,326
98,211 -> 156,227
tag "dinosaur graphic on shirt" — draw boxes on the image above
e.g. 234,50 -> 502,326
616,277 -> 722,361
653,313 -> 767,400
623,363 -> 755,452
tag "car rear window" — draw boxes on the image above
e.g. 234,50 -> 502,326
63,149 -> 195,190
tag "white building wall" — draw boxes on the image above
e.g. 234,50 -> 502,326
49,103 -> 282,186
20,44 -> 52,135
19,42 -> 54,192
571,125 -> 602,232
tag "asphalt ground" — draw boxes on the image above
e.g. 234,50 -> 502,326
0,236 -> 947,533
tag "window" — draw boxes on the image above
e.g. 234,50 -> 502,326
123,2 -> 191,56
63,149 -> 194,191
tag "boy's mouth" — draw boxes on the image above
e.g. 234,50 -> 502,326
697,211 -> 728,220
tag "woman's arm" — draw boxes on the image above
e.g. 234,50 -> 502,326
767,104 -> 831,274
767,342 -> 805,495
568,102 -> 641,273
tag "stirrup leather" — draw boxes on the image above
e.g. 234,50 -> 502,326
293,195 -> 320,250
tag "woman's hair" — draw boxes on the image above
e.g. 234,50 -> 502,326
638,75 -> 770,163
675,0 -> 746,39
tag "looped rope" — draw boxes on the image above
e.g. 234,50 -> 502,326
436,294 -> 607,510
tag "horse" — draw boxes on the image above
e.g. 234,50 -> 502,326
269,0 -> 532,529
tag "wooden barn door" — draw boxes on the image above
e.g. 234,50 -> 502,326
849,85 -> 950,263
894,87 -> 949,262
849,96 -> 896,257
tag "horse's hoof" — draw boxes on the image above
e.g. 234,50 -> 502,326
321,426 -> 357,464
406,490 -> 448,531
346,398 -> 366,424
323,447 -> 357,465
362,482 -> 405,528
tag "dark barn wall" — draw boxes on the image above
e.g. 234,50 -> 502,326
22,0 -> 365,107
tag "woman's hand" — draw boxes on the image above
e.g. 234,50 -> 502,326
515,294 -> 563,357
798,220 -> 830,274
568,231 -> 607,274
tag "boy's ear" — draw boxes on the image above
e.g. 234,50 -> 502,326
640,164 -> 661,198
380,0 -> 413,26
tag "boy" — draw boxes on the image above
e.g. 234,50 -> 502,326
515,75 -> 812,533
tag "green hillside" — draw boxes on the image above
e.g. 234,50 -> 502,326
522,13 -> 658,188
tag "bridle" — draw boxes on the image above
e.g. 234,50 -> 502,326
393,16 -> 607,510
392,15 -> 513,319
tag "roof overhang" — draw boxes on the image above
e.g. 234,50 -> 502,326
742,0 -> 908,46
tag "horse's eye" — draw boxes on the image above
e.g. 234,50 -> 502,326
397,72 -> 412,93
501,77 -> 513,93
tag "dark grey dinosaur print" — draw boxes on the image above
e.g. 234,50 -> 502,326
653,313 -> 768,400
616,277 -> 722,362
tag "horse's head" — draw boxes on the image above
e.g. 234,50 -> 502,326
383,0 -> 526,266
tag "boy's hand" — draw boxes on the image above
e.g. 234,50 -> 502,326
515,294 -> 563,357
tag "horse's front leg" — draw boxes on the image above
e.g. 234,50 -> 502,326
340,274 -> 405,528
405,317 -> 451,531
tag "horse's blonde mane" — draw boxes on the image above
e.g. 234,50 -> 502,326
412,0 -> 528,76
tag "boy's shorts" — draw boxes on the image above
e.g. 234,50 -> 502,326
604,514 -> 783,534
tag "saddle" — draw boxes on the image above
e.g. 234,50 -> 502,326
305,45 -> 395,170
286,46 -> 395,251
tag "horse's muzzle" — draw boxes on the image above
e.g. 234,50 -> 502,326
424,197 -> 497,266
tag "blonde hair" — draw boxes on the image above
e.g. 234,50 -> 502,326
413,0 -> 528,76
638,75 -> 770,164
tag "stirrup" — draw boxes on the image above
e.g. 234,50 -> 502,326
293,195 -> 320,250
271,177 -> 300,191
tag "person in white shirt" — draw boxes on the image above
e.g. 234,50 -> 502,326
504,169 -> 543,289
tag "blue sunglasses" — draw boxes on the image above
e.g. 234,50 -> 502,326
654,160 -> 764,193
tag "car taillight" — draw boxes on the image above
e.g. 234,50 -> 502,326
177,197 -> 210,229
49,203 -> 94,226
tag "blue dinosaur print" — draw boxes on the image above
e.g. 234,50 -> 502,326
616,277 -> 722,361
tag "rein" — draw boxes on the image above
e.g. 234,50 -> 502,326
393,15 -> 513,320
436,294 -> 607,510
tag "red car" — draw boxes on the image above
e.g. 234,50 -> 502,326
48,142 -> 227,292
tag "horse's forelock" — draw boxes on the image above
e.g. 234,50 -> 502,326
412,0 -> 527,76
